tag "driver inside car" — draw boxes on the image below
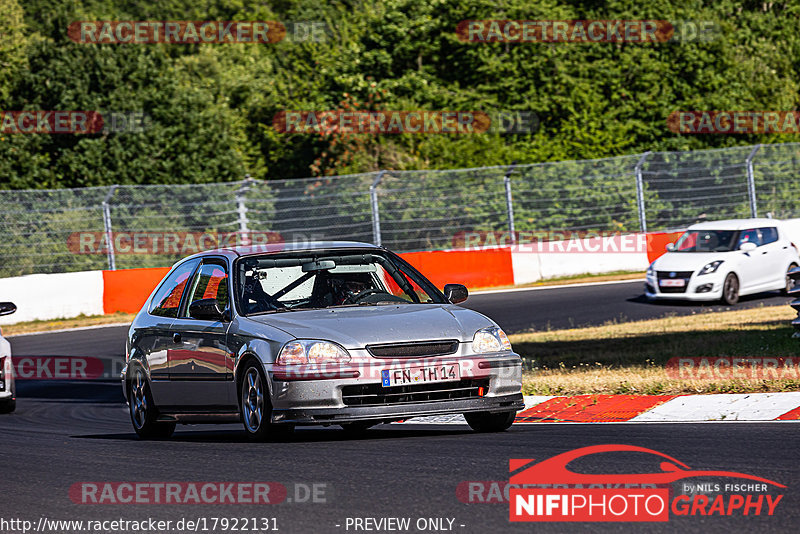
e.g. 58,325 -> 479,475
338,277 -> 373,304
302,272 -> 372,307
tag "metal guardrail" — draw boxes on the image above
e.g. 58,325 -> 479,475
3,142 -> 800,278
789,267 -> 800,337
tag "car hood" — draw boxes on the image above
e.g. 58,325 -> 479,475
652,252 -> 732,272
246,304 -> 495,349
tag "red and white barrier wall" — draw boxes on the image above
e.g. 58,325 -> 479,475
0,232 -> 683,325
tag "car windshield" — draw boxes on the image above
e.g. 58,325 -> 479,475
235,249 -> 447,316
672,230 -> 740,253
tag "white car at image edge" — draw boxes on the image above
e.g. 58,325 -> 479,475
645,219 -> 800,305
0,301 -> 16,413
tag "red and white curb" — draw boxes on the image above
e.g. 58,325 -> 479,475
401,393 -> 800,424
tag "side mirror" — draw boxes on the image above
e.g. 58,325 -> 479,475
444,283 -> 468,304
739,242 -> 758,252
0,302 -> 16,317
666,243 -> 676,252
188,298 -> 225,321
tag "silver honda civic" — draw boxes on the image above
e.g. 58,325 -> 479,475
122,242 -> 523,440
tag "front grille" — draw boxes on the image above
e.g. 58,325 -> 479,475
366,340 -> 459,358
656,271 -> 693,294
656,271 -> 694,279
342,378 -> 490,406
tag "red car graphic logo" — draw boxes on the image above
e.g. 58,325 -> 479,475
509,444 -> 785,487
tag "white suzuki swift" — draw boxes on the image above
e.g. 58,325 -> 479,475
645,219 -> 800,305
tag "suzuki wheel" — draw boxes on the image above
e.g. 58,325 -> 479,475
785,264 -> 799,295
721,273 -> 740,305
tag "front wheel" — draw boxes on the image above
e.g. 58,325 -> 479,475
129,367 -> 175,439
240,362 -> 293,441
464,411 -> 516,433
721,273 -> 740,305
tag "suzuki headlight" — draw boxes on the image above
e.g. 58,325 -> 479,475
473,326 -> 512,353
276,340 -> 351,365
698,260 -> 723,276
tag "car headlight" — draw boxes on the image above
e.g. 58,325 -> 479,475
276,340 -> 351,365
698,260 -> 724,276
473,326 -> 512,353
646,262 -> 655,276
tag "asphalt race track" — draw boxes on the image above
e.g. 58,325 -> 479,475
467,280 -> 793,334
0,384 -> 797,533
9,280 -> 793,361
3,281 -> 797,533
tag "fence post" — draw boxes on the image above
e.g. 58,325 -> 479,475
746,144 -> 761,218
369,170 -> 386,247
101,185 -> 118,271
504,161 -> 517,244
634,152 -> 651,234
236,175 -> 252,245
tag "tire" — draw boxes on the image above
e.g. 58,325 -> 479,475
464,411 -> 516,433
721,273 -> 740,305
129,367 -> 175,439
784,264 -> 799,295
240,361 -> 293,441
0,398 -> 15,414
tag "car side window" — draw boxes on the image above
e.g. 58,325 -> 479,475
149,259 -> 200,318
759,227 -> 779,245
185,262 -> 229,316
738,229 -> 762,248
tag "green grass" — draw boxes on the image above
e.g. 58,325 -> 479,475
511,305 -> 800,395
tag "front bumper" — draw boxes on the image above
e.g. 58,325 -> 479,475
272,393 -> 524,424
268,353 -> 523,425
645,271 -> 725,301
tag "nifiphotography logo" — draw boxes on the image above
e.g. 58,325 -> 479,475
508,445 -> 785,522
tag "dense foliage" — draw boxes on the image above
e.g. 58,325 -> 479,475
1,0 -> 799,189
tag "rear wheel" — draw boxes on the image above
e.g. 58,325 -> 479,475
721,273 -> 740,305
465,411 -> 516,433
240,362 -> 293,441
129,367 -> 175,439
784,264 -> 799,295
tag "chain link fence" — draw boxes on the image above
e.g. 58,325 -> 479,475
1,142 -> 799,278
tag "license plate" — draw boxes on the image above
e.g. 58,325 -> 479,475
659,279 -> 686,287
381,364 -> 460,387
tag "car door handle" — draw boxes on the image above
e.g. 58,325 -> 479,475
172,332 -> 182,343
